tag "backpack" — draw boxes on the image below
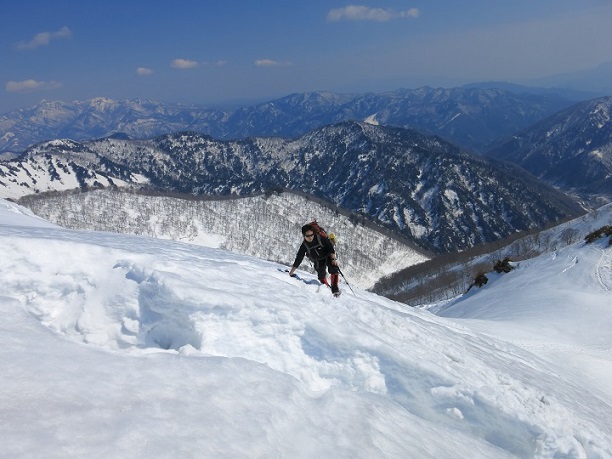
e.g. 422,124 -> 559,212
307,220 -> 336,245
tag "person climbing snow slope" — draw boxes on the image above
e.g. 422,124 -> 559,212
289,223 -> 340,297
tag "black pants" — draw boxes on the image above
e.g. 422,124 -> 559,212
314,256 -> 339,281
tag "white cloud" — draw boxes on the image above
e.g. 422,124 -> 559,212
398,8 -> 420,19
16,26 -> 72,50
5,79 -> 62,93
171,59 -> 199,69
254,59 -> 291,67
327,6 -> 419,22
136,67 -> 154,76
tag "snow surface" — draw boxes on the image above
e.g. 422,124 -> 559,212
1,198 -> 612,458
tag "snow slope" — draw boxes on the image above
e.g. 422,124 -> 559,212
1,199 -> 611,458
20,188 -> 430,289
433,221 -> 612,401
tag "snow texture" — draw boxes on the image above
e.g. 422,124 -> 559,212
1,199 -> 611,458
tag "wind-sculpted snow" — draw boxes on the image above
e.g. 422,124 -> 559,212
1,199 -> 611,457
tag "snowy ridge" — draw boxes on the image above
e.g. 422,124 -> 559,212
0,140 -> 148,200
433,226 -> 612,369
487,96 -> 612,201
1,122 -> 582,253
372,203 -> 612,305
22,188 -> 429,289
1,199 -> 611,457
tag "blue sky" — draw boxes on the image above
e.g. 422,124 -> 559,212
2,0 -> 612,113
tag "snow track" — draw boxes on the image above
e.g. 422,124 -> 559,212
595,244 -> 612,291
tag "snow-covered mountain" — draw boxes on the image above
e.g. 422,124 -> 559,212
0,122 -> 582,252
0,86 -> 576,154
487,96 -> 612,203
374,202 -> 612,305
1,199 -> 611,458
0,98 -> 228,154
21,189 -> 430,289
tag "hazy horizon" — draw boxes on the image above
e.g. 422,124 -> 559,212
3,1 -> 612,113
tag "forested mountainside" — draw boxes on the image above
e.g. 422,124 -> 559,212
1,121 -> 582,252
487,96 -> 612,204
372,203 -> 612,306
21,189 -> 430,289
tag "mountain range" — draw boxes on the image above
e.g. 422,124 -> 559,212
0,121 -> 581,253
0,85 -> 578,154
486,96 -> 612,204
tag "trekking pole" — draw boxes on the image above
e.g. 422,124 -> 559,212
338,267 -> 357,296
